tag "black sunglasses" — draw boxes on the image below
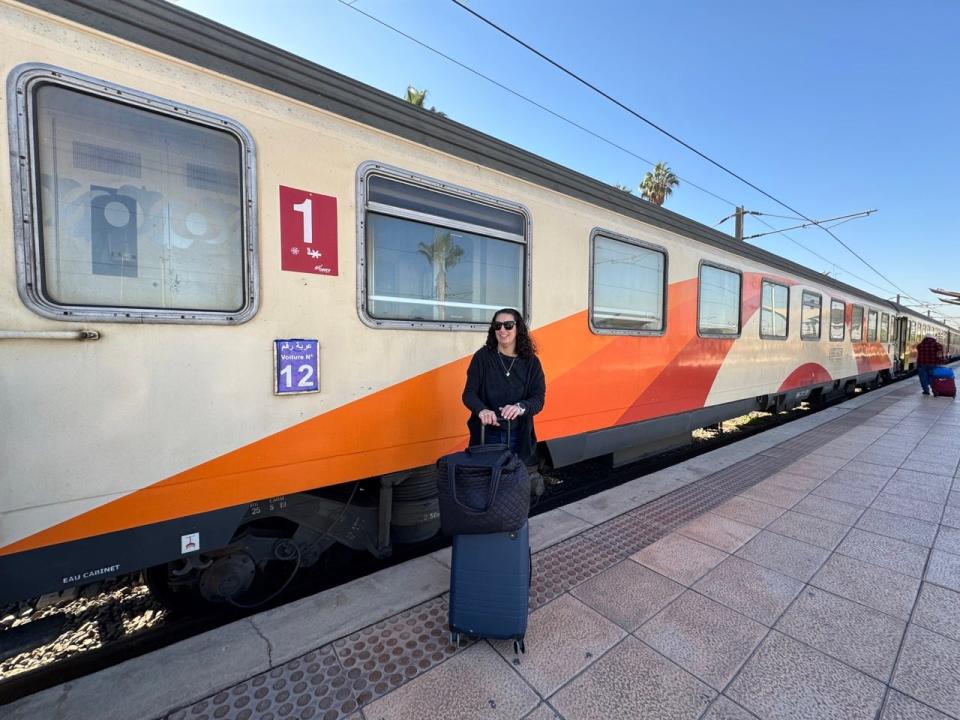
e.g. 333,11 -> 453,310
492,321 -> 516,331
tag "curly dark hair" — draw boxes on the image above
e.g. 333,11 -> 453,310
484,308 -> 537,358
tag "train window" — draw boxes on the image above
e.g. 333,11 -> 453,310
880,313 -> 890,342
760,280 -> 789,339
909,320 -> 916,343
359,165 -> 528,328
851,306 -> 864,341
698,263 -> 741,336
829,299 -> 845,341
867,310 -> 879,342
800,291 -> 822,340
589,231 -> 666,334
9,66 -> 257,324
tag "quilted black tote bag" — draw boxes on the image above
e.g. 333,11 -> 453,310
437,425 -> 530,535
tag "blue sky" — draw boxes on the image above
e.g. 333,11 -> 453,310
179,0 -> 960,324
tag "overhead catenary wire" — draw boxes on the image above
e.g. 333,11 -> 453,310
447,0 -> 927,309
821,216 -> 868,232
753,211 -> 807,222
334,0 -> 737,208
337,2 -> 897,296
742,210 -> 876,240
335,0 -> 951,326
750,217 -> 897,296
715,209 -> 761,227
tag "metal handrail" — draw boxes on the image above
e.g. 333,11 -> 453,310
0,330 -> 100,341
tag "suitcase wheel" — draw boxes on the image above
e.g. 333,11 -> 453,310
451,632 -> 462,648
513,638 -> 525,655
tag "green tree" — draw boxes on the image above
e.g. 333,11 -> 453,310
404,85 -> 428,107
418,232 -> 464,320
613,183 -> 633,194
639,162 -> 679,206
404,85 -> 446,117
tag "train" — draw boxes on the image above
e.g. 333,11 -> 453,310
2,0 -> 958,609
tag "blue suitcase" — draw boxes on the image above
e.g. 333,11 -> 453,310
449,520 -> 530,654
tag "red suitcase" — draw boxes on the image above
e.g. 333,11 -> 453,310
932,377 -> 956,398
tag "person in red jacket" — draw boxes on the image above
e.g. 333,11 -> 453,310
916,334 -> 944,395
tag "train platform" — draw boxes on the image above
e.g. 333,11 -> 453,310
5,376 -> 960,720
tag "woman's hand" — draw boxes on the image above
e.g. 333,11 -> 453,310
478,409 -> 499,426
499,404 -> 524,421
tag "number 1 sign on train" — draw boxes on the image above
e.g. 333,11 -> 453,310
274,339 -> 320,394
279,185 -> 338,275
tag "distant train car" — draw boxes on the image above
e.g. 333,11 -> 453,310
891,304 -> 958,372
1,0 -> 955,607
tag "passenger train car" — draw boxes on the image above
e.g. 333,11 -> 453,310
1,0 -> 957,606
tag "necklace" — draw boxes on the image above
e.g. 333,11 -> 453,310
497,351 -> 518,377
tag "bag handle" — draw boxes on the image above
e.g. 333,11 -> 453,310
448,416 -> 514,514
447,460 -> 503,514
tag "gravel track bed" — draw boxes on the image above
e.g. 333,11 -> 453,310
0,576 -> 165,680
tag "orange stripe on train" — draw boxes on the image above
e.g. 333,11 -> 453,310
1,309 -> 615,556
1,273 -> 847,556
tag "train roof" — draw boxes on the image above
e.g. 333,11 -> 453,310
20,0 -> 955,333
889,302 -> 950,327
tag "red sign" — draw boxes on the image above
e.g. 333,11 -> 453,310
279,186 -> 338,276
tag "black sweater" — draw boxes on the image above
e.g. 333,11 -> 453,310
462,346 -> 546,464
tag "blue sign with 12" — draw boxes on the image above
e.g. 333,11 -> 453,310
274,339 -> 320,394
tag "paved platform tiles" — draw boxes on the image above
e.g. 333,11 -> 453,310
148,385 -> 960,720
6,378 -> 960,720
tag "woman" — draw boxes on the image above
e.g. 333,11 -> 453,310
462,308 -> 546,466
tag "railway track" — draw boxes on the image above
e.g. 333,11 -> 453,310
0,381 -> 900,706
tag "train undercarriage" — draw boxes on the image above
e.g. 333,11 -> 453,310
143,468 -> 441,611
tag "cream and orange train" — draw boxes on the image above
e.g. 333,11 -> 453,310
1,0 -> 956,606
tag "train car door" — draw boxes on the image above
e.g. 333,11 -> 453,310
895,317 -> 909,373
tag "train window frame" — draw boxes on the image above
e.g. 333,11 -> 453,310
588,228 -> 668,336
7,63 -> 259,325
697,261 -> 742,338
851,305 -> 864,342
829,299 -> 845,341
880,313 -> 890,342
759,278 -> 789,340
867,309 -> 879,342
356,161 -> 531,331
800,290 -> 822,341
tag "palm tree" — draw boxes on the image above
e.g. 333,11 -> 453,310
417,232 -> 464,320
404,85 -> 428,107
639,162 -> 679,206
403,86 -> 446,117
613,183 -> 633,194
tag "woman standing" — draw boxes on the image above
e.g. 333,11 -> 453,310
462,309 -> 546,465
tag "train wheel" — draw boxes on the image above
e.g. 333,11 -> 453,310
143,562 -> 211,615
144,550 -> 259,613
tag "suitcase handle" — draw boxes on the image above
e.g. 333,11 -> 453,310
478,417 -> 511,447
